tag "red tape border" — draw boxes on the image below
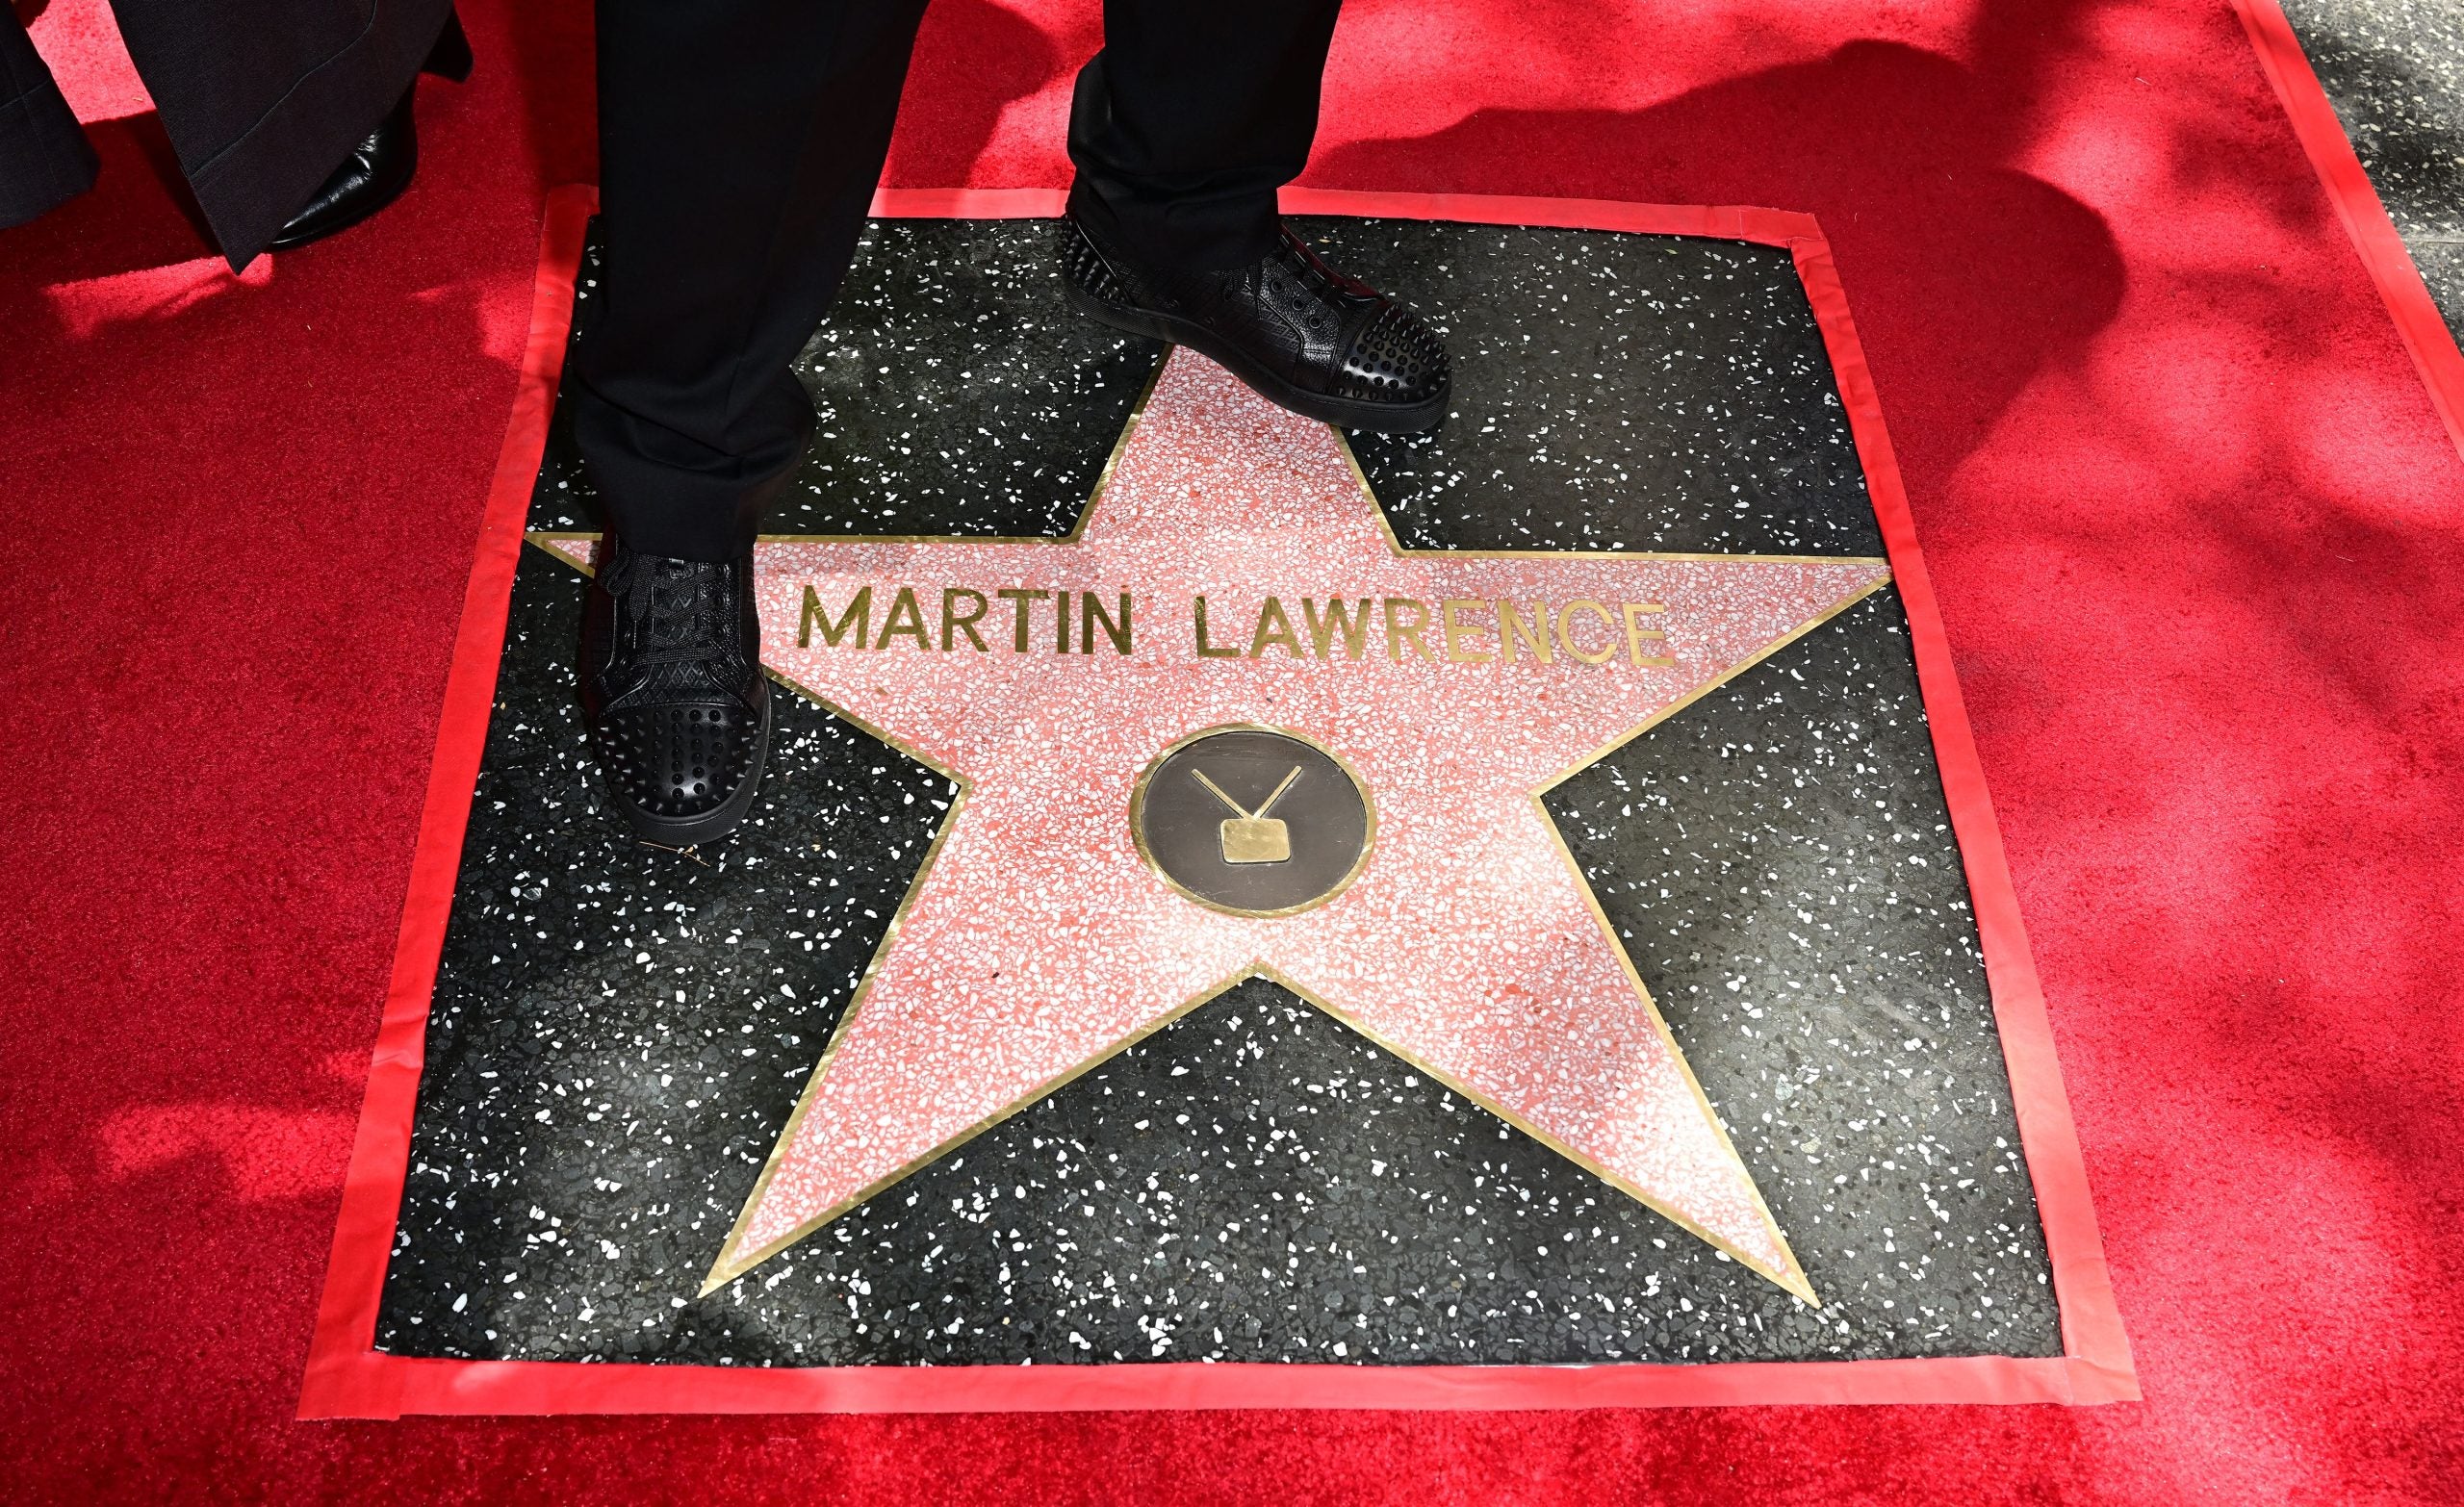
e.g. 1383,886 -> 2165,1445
2233,0 -> 2464,464
297,183 -> 2138,1418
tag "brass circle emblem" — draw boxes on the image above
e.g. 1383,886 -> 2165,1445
1130,726 -> 1375,918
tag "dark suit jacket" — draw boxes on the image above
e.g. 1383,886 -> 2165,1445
120,0 -> 460,266
0,0 -> 457,265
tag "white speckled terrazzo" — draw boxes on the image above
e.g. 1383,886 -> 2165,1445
551,352 -> 1887,1296
382,218 -> 2064,1367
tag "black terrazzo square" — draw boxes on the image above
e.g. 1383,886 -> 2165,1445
374,218 -> 2060,1367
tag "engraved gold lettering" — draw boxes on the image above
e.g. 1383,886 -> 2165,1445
1382,597 -> 1434,662
996,588 -> 1049,652
1056,589 -> 1072,654
1624,601 -> 1675,667
1193,595 -> 1242,658
798,584 -> 870,650
1302,597 -> 1373,659
1249,596 -> 1304,658
1442,599 -> 1494,664
876,586 -> 931,651
941,587 -> 989,651
1556,599 -> 1617,665
1498,600 -> 1553,663
1083,590 -> 1133,654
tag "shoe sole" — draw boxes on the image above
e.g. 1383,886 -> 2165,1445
1062,277 -> 1450,435
607,683 -> 775,850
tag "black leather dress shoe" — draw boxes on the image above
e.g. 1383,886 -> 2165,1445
268,10 -> 471,251
1059,211 -> 1450,433
268,89 -> 417,250
580,536 -> 773,847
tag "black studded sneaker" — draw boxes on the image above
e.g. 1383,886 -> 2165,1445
1059,211 -> 1450,434
579,535 -> 772,847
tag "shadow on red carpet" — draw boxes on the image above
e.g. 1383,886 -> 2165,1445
2,0 -> 2460,1500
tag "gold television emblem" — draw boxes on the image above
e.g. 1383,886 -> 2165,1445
1193,766 -> 1301,865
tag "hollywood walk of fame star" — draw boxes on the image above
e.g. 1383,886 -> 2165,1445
544,351 -> 1891,1302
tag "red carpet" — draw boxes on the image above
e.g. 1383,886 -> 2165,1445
4,0 -> 2460,1499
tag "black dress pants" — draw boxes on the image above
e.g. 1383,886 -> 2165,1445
570,0 -> 1344,562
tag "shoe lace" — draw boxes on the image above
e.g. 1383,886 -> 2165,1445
618,553 -> 738,670
1272,229 -> 1375,301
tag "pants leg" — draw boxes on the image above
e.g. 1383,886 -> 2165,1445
571,0 -> 930,562
1066,0 -> 1343,271
0,10 -> 97,230
109,0 -> 456,268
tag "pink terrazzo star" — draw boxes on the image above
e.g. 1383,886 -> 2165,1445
549,351 -> 1890,1301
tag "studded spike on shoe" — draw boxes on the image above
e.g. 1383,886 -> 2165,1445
1059,210 -> 1450,434
579,536 -> 772,847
